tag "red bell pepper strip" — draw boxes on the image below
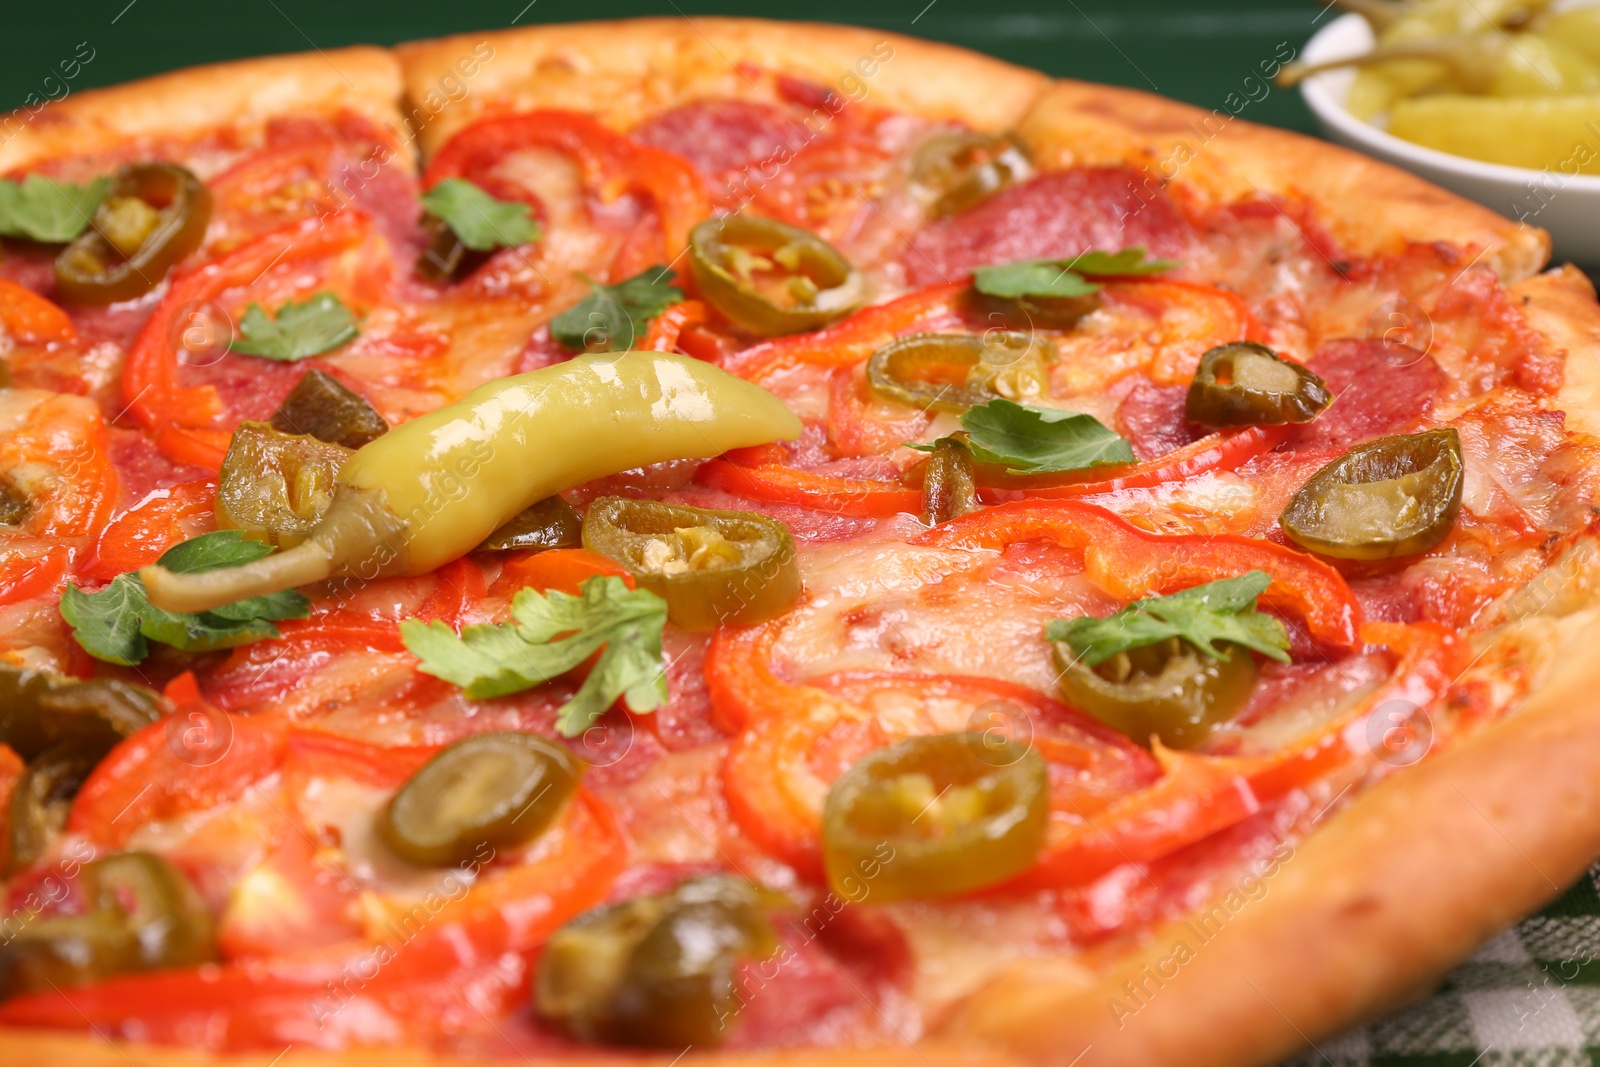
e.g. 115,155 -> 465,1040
0,545 -> 69,606
84,478 -> 217,580
641,299 -> 709,352
409,556 -> 487,624
711,615 -> 1163,881
207,564 -> 492,689
1246,621 -> 1461,801
697,455 -> 922,518
153,426 -> 233,471
724,281 -> 970,382
0,392 -> 117,601
722,686 -> 876,881
913,498 -> 1362,650
206,136 -> 345,247
6,784 -> 624,1050
227,563 -> 487,667
1009,744 -> 1267,892
121,211 -> 370,468
490,546 -> 633,598
280,728 -> 441,793
68,704 -> 290,848
424,110 -> 710,259
0,278 -> 74,344
162,670 -> 203,704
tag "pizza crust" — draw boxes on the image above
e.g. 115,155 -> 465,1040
1521,265 -> 1600,437
395,18 -> 1051,154
4,20 -> 1600,1067
0,47 -> 408,176
1014,80 -> 1551,283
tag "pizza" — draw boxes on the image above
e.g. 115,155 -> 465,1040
0,16 -> 1597,1067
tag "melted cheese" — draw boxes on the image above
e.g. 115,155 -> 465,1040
777,530 -> 1117,691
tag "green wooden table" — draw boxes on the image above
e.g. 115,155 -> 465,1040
1,0 -> 1324,133
6,4 -> 1595,1065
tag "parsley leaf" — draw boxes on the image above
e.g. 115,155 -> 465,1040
400,575 -> 669,736
551,267 -> 684,353
0,174 -> 109,243
420,178 -> 542,252
59,531 -> 311,666
911,398 -> 1133,475
973,246 -> 1177,300
229,292 -> 359,362
1045,571 -> 1291,668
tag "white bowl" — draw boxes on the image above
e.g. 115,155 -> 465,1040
1300,11 -> 1600,266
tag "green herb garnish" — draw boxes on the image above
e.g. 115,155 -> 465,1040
229,292 -> 359,362
400,575 -> 669,736
551,267 -> 684,353
1046,571 -> 1291,668
973,247 -> 1176,300
420,178 -> 542,252
60,532 -> 311,666
911,398 -> 1134,475
0,174 -> 109,243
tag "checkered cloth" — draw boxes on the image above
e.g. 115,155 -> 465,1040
1284,864 -> 1600,1066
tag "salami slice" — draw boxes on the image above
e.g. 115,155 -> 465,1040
1288,338 -> 1448,451
904,167 -> 1195,285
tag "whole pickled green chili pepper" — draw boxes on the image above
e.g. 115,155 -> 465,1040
582,497 -> 800,629
54,163 -> 211,305
1186,342 -> 1332,428
138,352 -> 802,613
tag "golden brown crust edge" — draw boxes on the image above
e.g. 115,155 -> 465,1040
1015,79 -> 1551,282
394,18 -> 1051,154
0,46 -> 408,174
